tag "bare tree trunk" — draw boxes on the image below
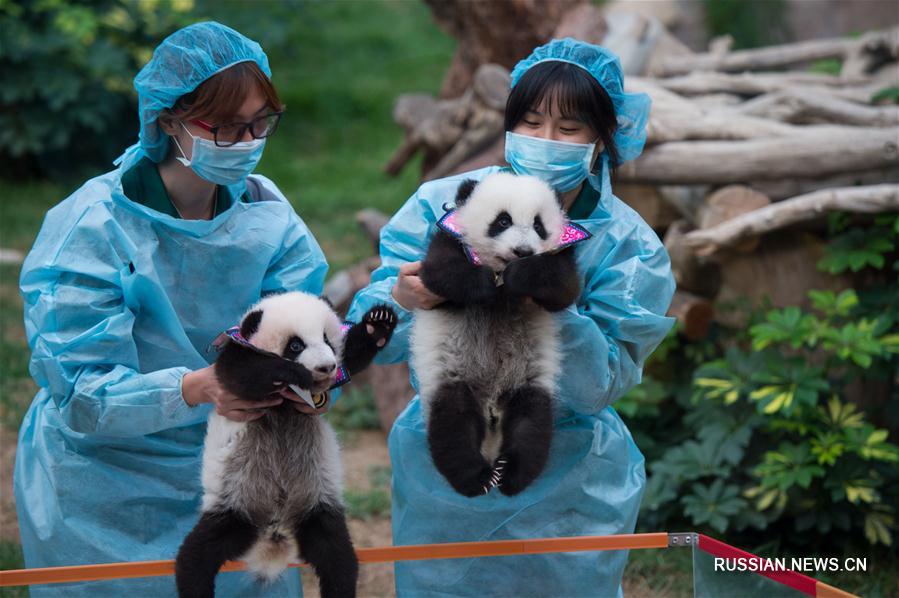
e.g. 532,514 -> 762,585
651,27 -> 898,77
667,290 -> 714,341
684,184 -> 899,256
618,128 -> 899,184
423,0 -> 584,98
654,71 -> 880,101
729,89 -> 899,126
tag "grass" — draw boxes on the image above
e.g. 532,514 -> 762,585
625,547 -> 693,597
0,264 -> 35,431
0,541 -> 27,597
345,465 -> 392,521
327,386 -> 382,433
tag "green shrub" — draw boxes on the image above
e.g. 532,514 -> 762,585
630,214 -> 899,552
0,0 -> 196,179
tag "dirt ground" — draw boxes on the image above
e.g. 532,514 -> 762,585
301,430 -> 396,598
1,429 -> 659,597
1,429 -> 18,543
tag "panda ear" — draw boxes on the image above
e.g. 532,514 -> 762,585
319,295 -> 335,311
454,179 -> 478,207
240,309 -> 263,339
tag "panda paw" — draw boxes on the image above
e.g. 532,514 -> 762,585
501,255 -> 541,297
362,305 -> 397,348
496,454 -> 537,496
445,462 -> 502,498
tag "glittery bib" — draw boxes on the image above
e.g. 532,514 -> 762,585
436,208 -> 592,266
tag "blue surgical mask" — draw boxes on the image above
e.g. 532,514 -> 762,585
504,131 -> 596,192
174,122 -> 265,185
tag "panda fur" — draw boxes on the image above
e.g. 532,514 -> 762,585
412,172 -> 582,497
175,292 -> 396,598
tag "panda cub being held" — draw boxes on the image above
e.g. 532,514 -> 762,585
413,172 -> 586,498
175,292 -> 396,598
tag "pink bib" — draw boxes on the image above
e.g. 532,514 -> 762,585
436,208 -> 591,266
217,322 -> 353,389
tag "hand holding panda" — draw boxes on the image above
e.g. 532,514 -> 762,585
175,292 -> 396,598
412,172 -> 586,498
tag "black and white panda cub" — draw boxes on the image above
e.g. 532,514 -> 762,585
413,172 -> 587,498
175,292 -> 396,598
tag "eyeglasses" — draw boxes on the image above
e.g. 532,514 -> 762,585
190,112 -> 283,147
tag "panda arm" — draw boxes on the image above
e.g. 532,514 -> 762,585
215,344 -> 315,399
501,246 -> 581,312
420,231 -> 499,305
341,306 -> 397,376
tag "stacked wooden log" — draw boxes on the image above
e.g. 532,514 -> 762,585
344,4 -> 899,430
385,5 -> 898,329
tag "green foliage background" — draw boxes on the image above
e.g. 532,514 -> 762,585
620,215 -> 899,595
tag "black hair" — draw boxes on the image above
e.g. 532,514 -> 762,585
504,61 -> 620,169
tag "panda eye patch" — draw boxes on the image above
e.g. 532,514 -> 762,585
323,332 -> 334,351
487,211 -> 513,237
533,215 -> 547,240
286,337 -> 305,355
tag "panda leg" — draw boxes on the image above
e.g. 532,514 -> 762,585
495,385 -> 554,496
175,509 -> 259,598
427,381 -> 496,497
295,503 -> 358,598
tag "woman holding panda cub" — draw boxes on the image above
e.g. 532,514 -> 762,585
349,38 -> 676,596
15,22 -> 327,596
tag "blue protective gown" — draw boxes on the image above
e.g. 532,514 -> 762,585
347,161 -> 676,597
14,160 -> 327,596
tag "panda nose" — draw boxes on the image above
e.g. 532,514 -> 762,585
315,363 -> 336,375
512,246 -> 534,258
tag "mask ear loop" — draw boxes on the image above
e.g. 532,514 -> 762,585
173,121 -> 194,167
588,136 -> 604,174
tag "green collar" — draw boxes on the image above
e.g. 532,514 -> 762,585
566,180 -> 600,221
121,157 -> 248,218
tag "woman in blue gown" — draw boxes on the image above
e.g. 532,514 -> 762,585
14,22 -> 327,596
347,39 -> 676,597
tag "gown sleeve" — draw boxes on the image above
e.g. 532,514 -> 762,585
555,214 -> 676,415
346,189 -> 437,365
20,207 -> 202,438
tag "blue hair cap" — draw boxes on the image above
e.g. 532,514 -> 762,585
510,38 -> 650,164
132,21 -> 272,163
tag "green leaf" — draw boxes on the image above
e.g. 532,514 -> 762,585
864,512 -> 894,546
871,85 -> 899,104
819,397 -> 864,429
880,334 -> 899,354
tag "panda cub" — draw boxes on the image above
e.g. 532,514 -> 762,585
175,292 -> 396,598
412,172 -> 587,497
